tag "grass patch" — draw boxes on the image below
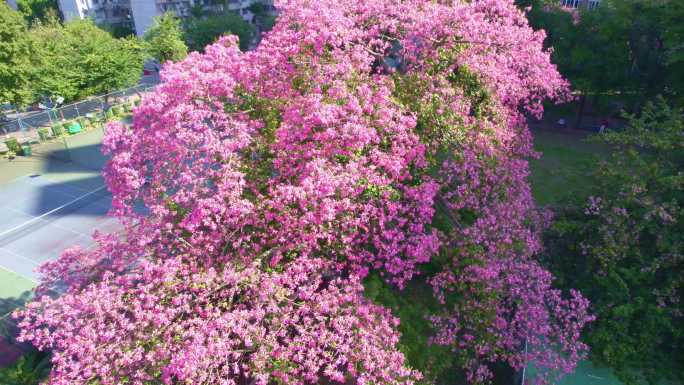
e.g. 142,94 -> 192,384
529,129 -> 608,206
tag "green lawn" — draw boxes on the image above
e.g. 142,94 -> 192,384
529,129 -> 608,206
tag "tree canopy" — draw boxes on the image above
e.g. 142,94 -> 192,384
0,2 -> 33,106
144,12 -> 188,63
184,10 -> 255,52
525,0 -> 682,107
16,0 -> 60,24
27,18 -> 144,102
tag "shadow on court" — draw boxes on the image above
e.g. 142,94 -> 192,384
0,126 -> 121,280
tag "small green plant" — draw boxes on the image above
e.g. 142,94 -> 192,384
6,149 -> 16,158
105,107 -> 115,120
4,137 -> 22,154
134,99 -> 141,106
37,128 -> 50,141
51,123 -> 64,137
123,102 -> 132,113
0,350 -> 51,385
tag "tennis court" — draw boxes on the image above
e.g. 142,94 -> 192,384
0,173 -> 120,283
0,127 -> 124,333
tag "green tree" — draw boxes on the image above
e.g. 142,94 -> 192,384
28,18 -> 145,102
0,2 -> 33,107
524,0 -> 678,121
144,12 -> 188,63
526,1 -> 632,125
664,0 -> 684,101
184,11 -> 254,52
0,350 -> 50,385
249,2 -> 276,32
543,98 -> 684,385
102,22 -> 136,39
16,0 -> 60,24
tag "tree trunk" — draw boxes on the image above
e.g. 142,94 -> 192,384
574,93 -> 587,130
591,92 -> 600,114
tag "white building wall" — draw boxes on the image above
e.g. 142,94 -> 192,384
130,0 -> 160,36
58,0 -> 89,21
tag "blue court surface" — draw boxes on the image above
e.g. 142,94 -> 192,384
0,173 -> 120,284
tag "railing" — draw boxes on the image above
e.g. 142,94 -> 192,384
0,83 -> 157,145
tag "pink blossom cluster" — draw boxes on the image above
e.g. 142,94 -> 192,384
16,0 -> 592,384
18,254 -> 419,385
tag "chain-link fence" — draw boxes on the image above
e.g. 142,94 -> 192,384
0,84 -> 157,149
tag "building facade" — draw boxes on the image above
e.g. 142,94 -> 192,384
58,0 -> 133,31
560,0 -> 600,9
46,0 -> 272,37
131,0 -> 273,36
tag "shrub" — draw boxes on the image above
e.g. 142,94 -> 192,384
51,123 -> 64,136
0,350 -> 51,385
4,137 -> 22,154
37,127 -> 50,141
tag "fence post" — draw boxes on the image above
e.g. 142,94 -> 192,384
75,103 -> 80,118
17,116 -> 24,132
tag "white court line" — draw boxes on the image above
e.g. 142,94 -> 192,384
0,185 -> 107,239
6,205 -> 110,240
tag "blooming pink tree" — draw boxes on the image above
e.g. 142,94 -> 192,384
16,1 -> 592,384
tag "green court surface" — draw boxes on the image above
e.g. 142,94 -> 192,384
560,361 -> 624,385
529,128 -> 608,206
526,360 -> 625,385
0,267 -> 35,300
0,267 -> 35,322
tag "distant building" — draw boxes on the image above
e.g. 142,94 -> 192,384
53,0 -> 273,37
130,0 -> 274,36
58,0 -> 133,32
560,0 -> 601,9
6,0 -> 17,10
